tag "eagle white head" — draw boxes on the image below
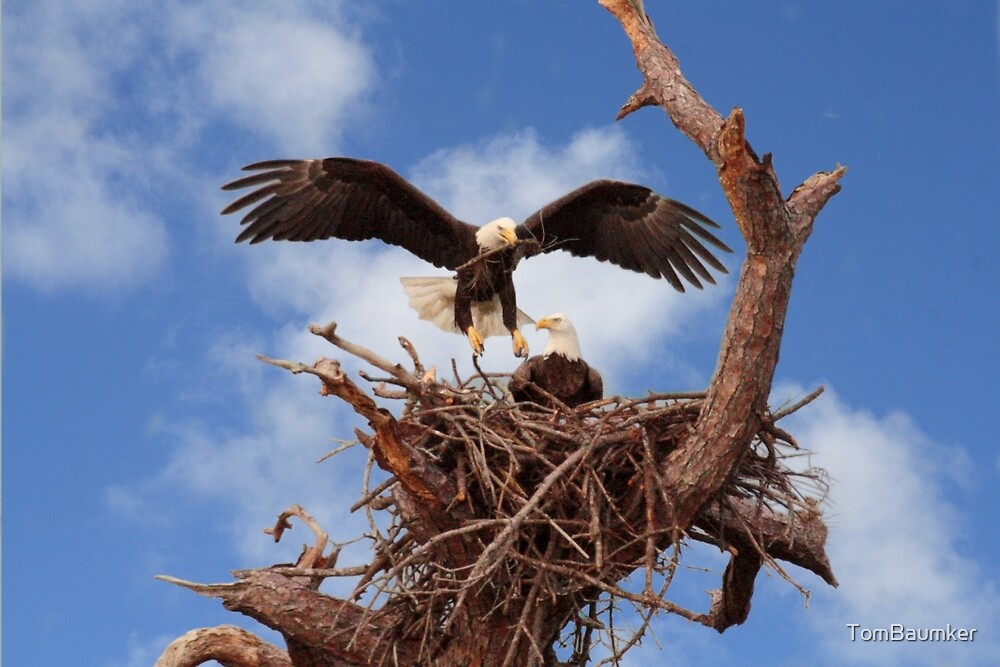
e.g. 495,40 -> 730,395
536,313 -> 582,361
476,217 -> 518,251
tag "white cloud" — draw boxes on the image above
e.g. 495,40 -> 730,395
777,384 -> 999,666
4,0 -> 377,294
410,126 -> 648,222
3,1 -> 169,293
168,3 -> 376,155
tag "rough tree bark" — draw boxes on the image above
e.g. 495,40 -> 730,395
600,0 -> 844,597
157,3 -> 845,666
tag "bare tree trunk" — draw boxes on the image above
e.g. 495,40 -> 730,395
600,2 -> 843,625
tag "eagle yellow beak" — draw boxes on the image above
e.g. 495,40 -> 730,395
535,317 -> 552,331
500,228 -> 518,246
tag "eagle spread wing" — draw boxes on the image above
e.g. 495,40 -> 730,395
517,180 -> 732,291
221,158 -> 479,270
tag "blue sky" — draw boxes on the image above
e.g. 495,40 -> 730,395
3,1 -> 999,665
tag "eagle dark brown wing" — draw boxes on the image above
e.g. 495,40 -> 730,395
516,181 -> 732,291
221,158 -> 480,270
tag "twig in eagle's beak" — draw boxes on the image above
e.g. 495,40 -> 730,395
455,239 -> 539,272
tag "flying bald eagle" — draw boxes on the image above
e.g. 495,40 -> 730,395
221,157 -> 731,357
509,313 -> 603,409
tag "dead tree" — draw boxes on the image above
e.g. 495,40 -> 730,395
156,2 -> 845,665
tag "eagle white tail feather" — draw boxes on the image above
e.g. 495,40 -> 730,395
400,277 -> 533,338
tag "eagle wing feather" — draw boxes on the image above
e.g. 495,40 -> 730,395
222,158 -> 479,270
517,180 -> 731,291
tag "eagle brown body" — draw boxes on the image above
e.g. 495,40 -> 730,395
454,251 -> 519,338
510,353 -> 603,408
509,314 -> 604,409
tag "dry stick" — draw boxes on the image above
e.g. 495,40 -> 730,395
605,596 -> 620,666
444,440 -> 596,635
589,469 -> 638,538
545,515 -> 591,560
502,538 -> 558,667
308,321 -> 423,394
454,452 -> 469,504
316,438 -> 360,463
397,335 -> 424,376
353,453 -> 391,601
454,238 -> 541,273
587,476 -> 606,571
263,505 -> 329,571
570,601 -> 599,667
388,520 -> 506,575
351,475 -> 399,513
372,384 -> 409,400
606,600 -> 660,665
471,354 -> 501,400
456,417 -> 499,503
641,431 -> 658,596
771,385 -> 825,421
507,554 -> 706,625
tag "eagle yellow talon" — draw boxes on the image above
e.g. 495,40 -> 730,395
512,330 -> 529,358
466,326 -> 485,356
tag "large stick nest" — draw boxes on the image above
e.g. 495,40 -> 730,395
253,324 -> 834,665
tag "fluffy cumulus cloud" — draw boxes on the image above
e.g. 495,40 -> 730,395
4,0 -> 376,294
3,1 -> 169,293
409,126 -> 647,223
778,384 -> 999,666
168,2 -> 375,155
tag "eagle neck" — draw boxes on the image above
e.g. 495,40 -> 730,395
544,331 -> 582,362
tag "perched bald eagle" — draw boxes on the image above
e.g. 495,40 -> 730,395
221,157 -> 730,357
509,314 -> 603,409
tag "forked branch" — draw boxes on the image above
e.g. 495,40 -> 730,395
601,0 -> 845,538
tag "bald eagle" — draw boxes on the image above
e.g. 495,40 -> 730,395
221,157 -> 730,357
509,314 -> 603,409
